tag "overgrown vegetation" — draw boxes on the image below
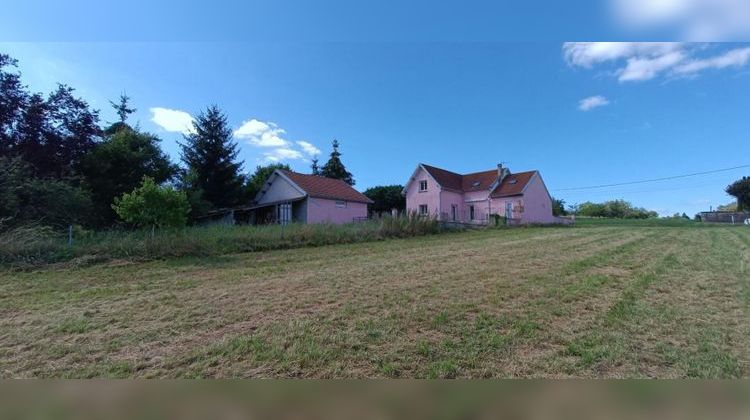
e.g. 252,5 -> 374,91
0,214 -> 441,268
570,200 -> 659,219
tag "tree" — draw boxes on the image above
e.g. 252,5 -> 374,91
726,176 -> 750,211
0,54 -> 27,157
320,139 -> 354,185
110,93 -> 136,123
363,185 -> 405,215
81,126 -> 177,226
113,177 -> 189,230
0,156 -> 92,227
311,158 -> 320,175
246,163 -> 290,199
576,200 -> 658,219
179,106 -> 245,210
551,197 -> 567,216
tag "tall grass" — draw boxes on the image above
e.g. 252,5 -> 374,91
0,213 -> 444,268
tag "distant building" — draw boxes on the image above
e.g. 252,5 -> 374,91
250,170 -> 373,225
698,211 -> 750,224
402,163 -> 557,224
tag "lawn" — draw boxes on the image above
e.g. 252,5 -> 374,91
2,222 -> 749,378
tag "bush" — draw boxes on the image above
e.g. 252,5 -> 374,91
575,200 -> 658,219
113,177 -> 190,230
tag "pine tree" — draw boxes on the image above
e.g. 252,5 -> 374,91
320,139 -> 354,185
110,93 -> 136,123
311,158 -> 320,175
179,105 -> 245,210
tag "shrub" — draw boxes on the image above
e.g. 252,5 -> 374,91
113,177 -> 190,230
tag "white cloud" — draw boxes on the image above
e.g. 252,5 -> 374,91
234,119 -> 289,147
150,107 -> 195,135
563,42 -> 750,82
235,118 -> 320,163
578,95 -> 610,111
674,47 -> 750,74
610,0 -> 750,40
262,148 -> 303,163
618,50 -> 686,81
296,140 -> 320,156
563,42 -> 683,68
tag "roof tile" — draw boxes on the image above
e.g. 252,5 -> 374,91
280,170 -> 374,204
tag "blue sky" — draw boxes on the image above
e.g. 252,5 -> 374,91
2,3 -> 750,216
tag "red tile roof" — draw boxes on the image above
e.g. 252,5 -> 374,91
280,170 -> 374,204
420,164 -> 536,196
491,171 -> 536,197
462,170 -> 498,192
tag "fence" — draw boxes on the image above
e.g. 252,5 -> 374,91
699,212 -> 750,224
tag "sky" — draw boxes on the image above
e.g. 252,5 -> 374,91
2,1 -> 750,216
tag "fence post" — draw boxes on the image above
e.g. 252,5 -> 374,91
68,224 -> 73,247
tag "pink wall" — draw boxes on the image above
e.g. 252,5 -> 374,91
517,173 -> 554,224
440,190 -> 464,221
405,167 -> 441,217
306,197 -> 369,224
405,166 -> 556,224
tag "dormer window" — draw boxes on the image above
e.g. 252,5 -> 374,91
472,181 -> 481,188
419,180 -> 428,192
508,179 -> 518,184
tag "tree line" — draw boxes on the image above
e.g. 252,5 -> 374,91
0,53 -> 370,230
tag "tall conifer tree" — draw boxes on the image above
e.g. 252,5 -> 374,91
180,105 -> 244,209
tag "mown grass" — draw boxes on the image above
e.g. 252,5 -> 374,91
1,223 -> 749,378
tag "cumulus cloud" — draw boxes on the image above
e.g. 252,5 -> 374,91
233,119 -> 289,147
563,42 -> 750,82
296,140 -> 320,156
578,95 -> 610,111
262,148 -> 304,163
150,107 -> 195,135
234,118 -> 320,163
610,0 -> 750,40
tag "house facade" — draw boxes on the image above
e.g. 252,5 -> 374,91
251,169 -> 373,225
403,163 -> 556,224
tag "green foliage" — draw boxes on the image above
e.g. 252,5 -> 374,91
245,163 -> 290,199
310,158 -> 320,175
320,139 -> 354,185
363,185 -> 405,214
726,177 -> 750,211
81,125 -> 177,226
113,177 -> 189,229
552,197 -> 567,216
180,106 -> 245,210
574,200 -> 658,219
717,202 -> 738,212
1,157 -> 92,227
109,93 -> 136,124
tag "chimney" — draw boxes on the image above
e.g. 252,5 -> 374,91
497,163 -> 510,183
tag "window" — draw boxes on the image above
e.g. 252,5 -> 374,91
419,204 -> 428,215
419,180 -> 428,192
278,203 -> 292,225
335,200 -> 347,208
469,205 -> 475,220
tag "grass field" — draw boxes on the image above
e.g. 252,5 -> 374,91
2,222 -> 749,378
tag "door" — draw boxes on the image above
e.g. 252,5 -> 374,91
505,202 -> 513,220
451,205 -> 457,221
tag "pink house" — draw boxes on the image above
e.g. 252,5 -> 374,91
251,169 -> 373,225
403,163 -> 556,224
